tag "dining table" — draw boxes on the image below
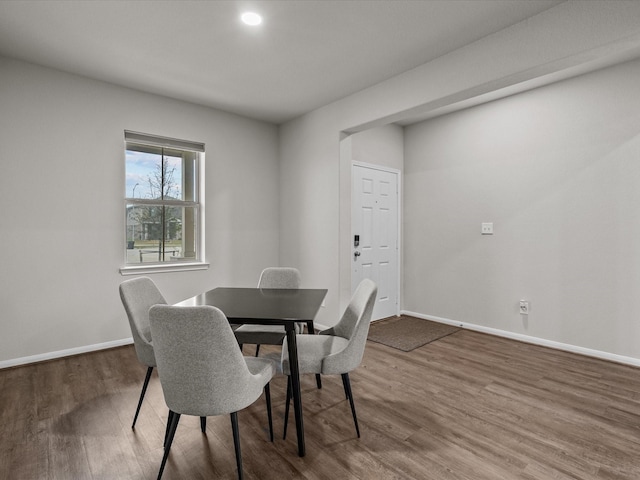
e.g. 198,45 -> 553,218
174,286 -> 328,457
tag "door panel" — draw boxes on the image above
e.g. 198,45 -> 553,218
352,164 -> 399,320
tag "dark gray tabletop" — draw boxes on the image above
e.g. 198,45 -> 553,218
175,287 -> 327,325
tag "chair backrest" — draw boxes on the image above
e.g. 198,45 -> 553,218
119,276 -> 167,367
149,304 -> 265,416
322,278 -> 377,374
258,267 -> 301,289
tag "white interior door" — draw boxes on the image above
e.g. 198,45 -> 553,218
352,163 -> 399,321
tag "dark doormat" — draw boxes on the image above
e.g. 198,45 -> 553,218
367,315 -> 460,352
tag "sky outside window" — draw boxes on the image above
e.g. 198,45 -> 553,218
125,148 -> 183,200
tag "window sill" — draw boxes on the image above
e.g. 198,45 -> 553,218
120,261 -> 209,276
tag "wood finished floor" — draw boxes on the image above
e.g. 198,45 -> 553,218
2,329 -> 640,479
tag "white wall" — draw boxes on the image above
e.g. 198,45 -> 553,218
279,1 -> 640,362
0,57 -> 280,365
351,125 -> 404,171
403,58 -> 640,360
3,1 -> 640,365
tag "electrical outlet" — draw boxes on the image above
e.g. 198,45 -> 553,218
481,223 -> 493,235
519,300 -> 530,315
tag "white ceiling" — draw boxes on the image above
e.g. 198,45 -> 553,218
0,0 -> 563,124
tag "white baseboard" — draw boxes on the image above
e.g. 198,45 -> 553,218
6,313 -> 639,370
0,337 -> 134,370
401,310 -> 640,368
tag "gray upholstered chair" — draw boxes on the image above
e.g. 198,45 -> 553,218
149,304 -> 276,480
234,267 -> 306,356
281,278 -> 377,439
119,276 -> 167,429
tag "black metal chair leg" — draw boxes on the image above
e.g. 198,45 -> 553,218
316,374 -> 322,389
342,373 -> 360,438
264,383 -> 273,442
132,366 -> 153,428
255,344 -> 261,357
341,372 -> 349,400
200,416 -> 207,433
230,412 -> 244,480
164,410 -> 174,448
283,376 -> 291,440
158,411 -> 180,480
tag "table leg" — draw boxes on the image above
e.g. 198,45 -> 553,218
285,326 -> 305,457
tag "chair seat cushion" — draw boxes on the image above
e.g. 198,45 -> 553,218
234,323 -> 305,346
282,335 -> 349,375
234,324 -> 287,345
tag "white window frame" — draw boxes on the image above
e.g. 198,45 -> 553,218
120,131 -> 208,275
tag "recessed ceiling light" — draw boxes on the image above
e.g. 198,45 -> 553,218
241,12 -> 262,26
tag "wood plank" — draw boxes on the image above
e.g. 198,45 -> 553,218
1,332 -> 640,479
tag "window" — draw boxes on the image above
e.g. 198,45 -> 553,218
122,131 -> 206,273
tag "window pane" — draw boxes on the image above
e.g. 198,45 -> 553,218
125,145 -> 162,200
181,151 -> 197,203
125,204 -> 198,264
179,206 -> 198,260
162,149 -> 183,201
126,204 -> 164,263
126,144 -> 197,202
